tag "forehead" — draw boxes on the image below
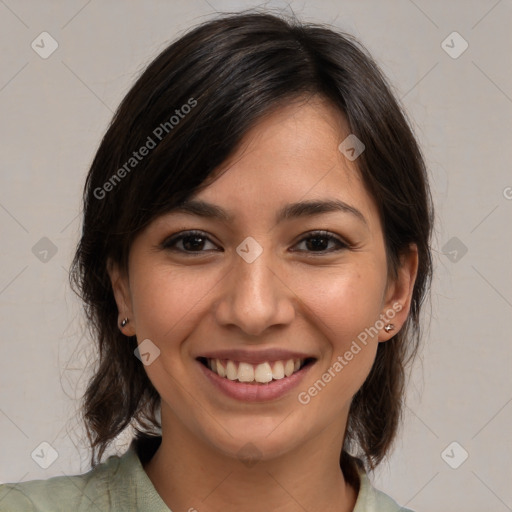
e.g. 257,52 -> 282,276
183,97 -> 382,233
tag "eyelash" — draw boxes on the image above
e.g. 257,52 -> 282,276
161,230 -> 349,256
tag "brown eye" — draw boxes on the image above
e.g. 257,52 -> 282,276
162,230 -> 219,253
292,231 -> 348,254
161,230 -> 349,256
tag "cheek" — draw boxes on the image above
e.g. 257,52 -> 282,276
130,256 -> 387,353
294,266 -> 385,416
128,265 -> 220,407
292,262 -> 387,346
129,263 -> 222,354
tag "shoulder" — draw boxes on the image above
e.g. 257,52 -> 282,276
0,450 -> 126,512
354,470 -> 415,512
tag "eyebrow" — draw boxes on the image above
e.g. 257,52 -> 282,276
168,198 -> 368,226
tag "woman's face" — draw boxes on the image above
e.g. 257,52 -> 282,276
110,96 -> 417,462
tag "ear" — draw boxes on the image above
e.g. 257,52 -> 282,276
107,258 -> 136,336
378,243 -> 419,342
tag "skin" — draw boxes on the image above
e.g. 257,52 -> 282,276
109,95 -> 418,512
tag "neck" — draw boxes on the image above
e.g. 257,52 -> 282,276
143,407 -> 358,512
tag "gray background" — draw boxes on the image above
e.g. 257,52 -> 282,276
1,1 -> 511,511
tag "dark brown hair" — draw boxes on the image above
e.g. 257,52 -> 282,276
70,9 -> 433,476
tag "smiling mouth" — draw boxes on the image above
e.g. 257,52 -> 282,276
197,357 -> 316,384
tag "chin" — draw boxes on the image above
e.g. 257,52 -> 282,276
196,413 -> 312,463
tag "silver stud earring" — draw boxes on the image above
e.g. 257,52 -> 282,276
384,323 -> 395,333
120,318 -> 129,328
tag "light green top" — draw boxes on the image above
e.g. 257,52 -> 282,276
0,439 -> 413,512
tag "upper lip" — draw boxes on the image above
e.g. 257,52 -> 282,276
196,348 -> 317,365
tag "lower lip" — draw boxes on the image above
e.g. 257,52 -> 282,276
197,360 -> 314,402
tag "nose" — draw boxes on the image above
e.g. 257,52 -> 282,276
213,242 -> 296,337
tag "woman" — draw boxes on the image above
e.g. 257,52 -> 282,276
0,10 -> 433,512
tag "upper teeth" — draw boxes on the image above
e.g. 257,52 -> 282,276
206,358 -> 303,383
